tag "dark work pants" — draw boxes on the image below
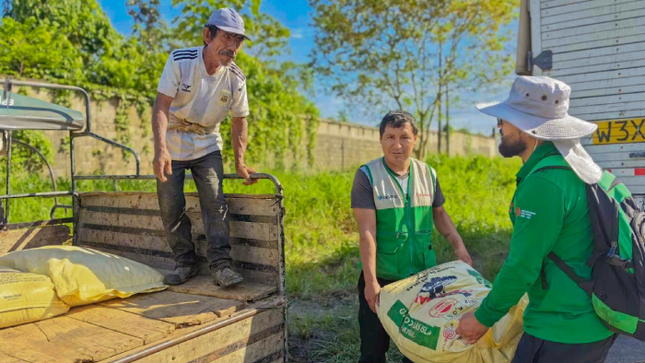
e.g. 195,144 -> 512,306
157,150 -> 231,271
358,272 -> 413,363
512,333 -> 618,363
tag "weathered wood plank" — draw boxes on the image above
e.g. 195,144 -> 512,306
84,244 -> 175,270
100,291 -> 245,328
0,330 -> 79,363
0,351 -> 29,363
199,242 -> 280,266
80,193 -> 166,210
78,228 -> 173,253
0,315 -> 142,363
211,333 -> 284,363
66,305 -> 176,345
83,244 -> 278,285
80,193 -> 280,217
164,274 -> 277,302
79,210 -> 278,241
79,228 -> 278,252
226,198 -> 281,217
35,316 -> 142,361
0,225 -> 70,254
78,230 -> 279,265
125,308 -> 284,363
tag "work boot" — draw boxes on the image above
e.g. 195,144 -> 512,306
163,265 -> 198,285
212,267 -> 243,287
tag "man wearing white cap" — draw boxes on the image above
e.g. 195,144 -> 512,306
456,76 -> 617,362
152,8 -> 254,287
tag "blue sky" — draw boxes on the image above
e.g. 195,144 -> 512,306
98,0 -> 511,135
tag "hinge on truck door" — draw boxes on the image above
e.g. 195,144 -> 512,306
527,50 -> 553,72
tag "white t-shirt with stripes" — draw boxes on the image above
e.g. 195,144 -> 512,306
157,46 -> 249,161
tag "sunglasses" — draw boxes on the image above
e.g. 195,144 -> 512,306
497,118 -> 505,127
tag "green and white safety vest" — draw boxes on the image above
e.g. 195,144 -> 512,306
363,157 -> 437,280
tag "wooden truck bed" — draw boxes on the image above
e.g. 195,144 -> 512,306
0,191 -> 287,363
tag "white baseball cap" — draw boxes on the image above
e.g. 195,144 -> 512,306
207,8 -> 250,40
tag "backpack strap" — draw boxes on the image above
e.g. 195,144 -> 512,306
524,156 -> 591,293
547,252 -> 593,296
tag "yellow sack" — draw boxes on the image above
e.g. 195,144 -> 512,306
0,246 -> 166,307
0,267 -> 69,329
377,261 -> 527,363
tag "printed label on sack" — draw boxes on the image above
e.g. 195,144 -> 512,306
429,298 -> 458,318
388,300 -> 441,350
467,269 -> 492,288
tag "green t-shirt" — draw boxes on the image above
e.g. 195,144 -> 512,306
474,142 -> 613,344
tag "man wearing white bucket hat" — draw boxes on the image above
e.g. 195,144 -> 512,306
456,76 -> 617,362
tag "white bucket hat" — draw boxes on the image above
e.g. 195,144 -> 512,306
477,76 -> 602,184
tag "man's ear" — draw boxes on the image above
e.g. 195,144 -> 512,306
203,28 -> 211,45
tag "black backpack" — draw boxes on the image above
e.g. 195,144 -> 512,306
529,156 -> 645,340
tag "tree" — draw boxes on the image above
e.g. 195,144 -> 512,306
3,0 -> 122,65
309,0 -> 516,158
0,17 -> 82,80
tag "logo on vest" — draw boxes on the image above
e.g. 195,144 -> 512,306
181,83 -> 192,92
377,194 -> 399,201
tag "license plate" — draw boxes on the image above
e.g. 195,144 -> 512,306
592,118 -> 645,145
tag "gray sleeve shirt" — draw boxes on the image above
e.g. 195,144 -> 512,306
350,166 -> 445,209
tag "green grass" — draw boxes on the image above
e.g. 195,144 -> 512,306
1,154 -> 522,362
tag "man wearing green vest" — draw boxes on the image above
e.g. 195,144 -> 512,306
352,110 -> 472,363
456,76 -> 617,362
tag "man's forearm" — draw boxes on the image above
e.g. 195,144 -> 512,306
152,105 -> 169,152
434,210 -> 463,249
359,234 -> 378,284
231,117 -> 248,165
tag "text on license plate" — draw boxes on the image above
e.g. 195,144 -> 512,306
592,118 -> 645,145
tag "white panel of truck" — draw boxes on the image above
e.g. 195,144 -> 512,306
529,0 -> 645,208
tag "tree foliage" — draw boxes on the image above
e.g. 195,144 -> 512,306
0,17 -> 82,80
309,0 -> 516,158
0,0 -> 319,170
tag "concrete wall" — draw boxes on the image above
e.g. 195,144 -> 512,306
5,90 -> 497,179
314,119 -> 498,171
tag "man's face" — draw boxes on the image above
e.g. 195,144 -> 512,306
380,123 -> 417,167
497,118 -> 527,157
204,28 -> 245,67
